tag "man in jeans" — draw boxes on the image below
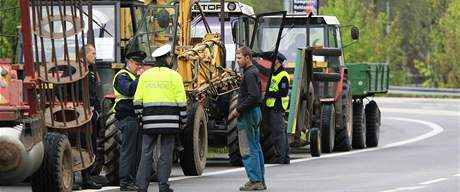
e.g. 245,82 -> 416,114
229,46 -> 266,191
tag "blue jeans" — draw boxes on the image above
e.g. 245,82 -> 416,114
237,107 -> 265,182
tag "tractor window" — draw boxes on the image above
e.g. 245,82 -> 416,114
128,5 -> 178,63
32,5 -> 116,62
275,26 -> 325,64
328,26 -> 338,48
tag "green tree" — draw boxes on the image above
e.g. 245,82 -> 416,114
0,0 -> 20,60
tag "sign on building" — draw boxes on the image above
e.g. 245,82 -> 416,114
293,0 -> 318,14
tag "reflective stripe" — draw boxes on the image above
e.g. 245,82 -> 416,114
135,109 -> 143,114
144,102 -> 182,107
178,102 -> 187,107
143,115 -> 179,121
143,123 -> 179,129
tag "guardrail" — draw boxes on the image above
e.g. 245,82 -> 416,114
388,86 -> 460,97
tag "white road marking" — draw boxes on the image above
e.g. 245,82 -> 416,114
418,178 -> 448,185
95,116 -> 444,191
380,186 -> 426,192
454,174 -> 460,177
380,107 -> 460,117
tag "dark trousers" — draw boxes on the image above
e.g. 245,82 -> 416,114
136,134 -> 175,192
118,115 -> 142,186
262,108 -> 290,163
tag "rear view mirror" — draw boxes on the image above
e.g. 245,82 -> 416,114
351,26 -> 359,40
157,9 -> 170,28
231,20 -> 238,44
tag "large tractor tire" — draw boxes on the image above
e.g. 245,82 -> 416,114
352,100 -> 366,149
334,77 -> 353,151
103,112 -> 121,185
180,103 -> 208,176
227,93 -> 242,166
260,124 -> 277,164
91,112 -> 106,176
32,132 -> 73,192
365,101 -> 381,147
309,128 -> 321,157
320,104 -> 335,153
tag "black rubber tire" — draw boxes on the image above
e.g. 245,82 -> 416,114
320,104 -> 335,153
334,77 -> 353,151
352,100 -> 366,149
32,132 -> 73,192
91,111 -> 106,176
365,101 -> 381,147
309,128 -> 321,157
180,103 -> 208,176
103,112 -> 121,185
260,123 -> 277,163
227,92 -> 242,166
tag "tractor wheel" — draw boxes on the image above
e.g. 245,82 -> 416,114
180,103 -> 208,176
320,104 -> 335,153
334,76 -> 353,151
227,93 -> 242,166
150,137 -> 160,182
32,132 -> 73,192
260,122 -> 277,164
103,112 -> 121,185
90,112 -> 106,176
309,128 -> 321,157
352,100 -> 366,149
365,101 -> 381,147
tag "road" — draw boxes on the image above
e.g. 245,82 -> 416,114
1,97 -> 459,192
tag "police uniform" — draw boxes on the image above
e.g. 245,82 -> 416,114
262,53 -> 290,164
113,51 -> 146,190
135,44 -> 187,192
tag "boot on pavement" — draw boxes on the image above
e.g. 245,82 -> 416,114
239,181 -> 266,191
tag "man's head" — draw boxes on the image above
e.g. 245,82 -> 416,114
236,46 -> 252,69
275,52 -> 286,69
126,50 -> 147,73
151,44 -> 172,68
80,44 -> 96,65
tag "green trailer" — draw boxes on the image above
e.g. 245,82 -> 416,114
346,63 -> 390,98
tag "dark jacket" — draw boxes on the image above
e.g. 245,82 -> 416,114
113,68 -> 139,119
237,64 -> 262,113
266,66 -> 289,111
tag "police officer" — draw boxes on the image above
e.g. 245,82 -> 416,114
262,52 -> 290,164
134,44 -> 187,192
113,50 -> 146,191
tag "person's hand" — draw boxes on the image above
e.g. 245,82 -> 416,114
180,123 -> 187,130
136,68 -> 144,75
229,109 -> 240,119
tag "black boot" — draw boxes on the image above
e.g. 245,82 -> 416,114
82,179 -> 102,189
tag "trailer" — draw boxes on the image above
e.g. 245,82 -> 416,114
346,63 -> 389,148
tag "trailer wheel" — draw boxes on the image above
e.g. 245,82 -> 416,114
309,128 -> 321,157
227,93 -> 242,166
32,132 -> 73,192
180,103 -> 208,176
352,100 -> 366,149
320,104 -> 335,153
103,112 -> 121,185
334,77 -> 353,151
365,101 -> 380,147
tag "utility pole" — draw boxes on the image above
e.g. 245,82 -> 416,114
386,0 -> 390,64
284,0 -> 292,13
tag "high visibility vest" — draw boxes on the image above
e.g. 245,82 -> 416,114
266,70 -> 290,110
112,69 -> 137,112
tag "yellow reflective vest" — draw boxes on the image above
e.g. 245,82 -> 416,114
133,67 -> 187,134
112,69 -> 137,112
266,70 -> 290,110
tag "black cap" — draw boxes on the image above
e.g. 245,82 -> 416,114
126,51 -> 147,63
277,52 -> 286,62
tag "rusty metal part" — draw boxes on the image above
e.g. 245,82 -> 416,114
0,141 -> 22,172
38,60 -> 89,84
33,15 -> 84,39
44,106 -> 92,129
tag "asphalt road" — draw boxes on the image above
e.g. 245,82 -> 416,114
1,97 -> 459,192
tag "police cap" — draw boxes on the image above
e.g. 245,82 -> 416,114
126,51 -> 147,63
151,44 -> 172,58
277,52 -> 286,62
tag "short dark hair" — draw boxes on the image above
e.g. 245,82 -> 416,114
79,44 -> 95,60
236,46 -> 252,59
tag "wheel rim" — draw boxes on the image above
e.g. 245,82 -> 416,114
199,119 -> 206,160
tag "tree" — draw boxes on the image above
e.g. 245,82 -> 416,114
0,0 -> 20,60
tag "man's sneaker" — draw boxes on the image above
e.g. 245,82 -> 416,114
159,188 -> 174,192
81,179 -> 102,189
239,181 -> 265,191
120,183 -> 138,191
